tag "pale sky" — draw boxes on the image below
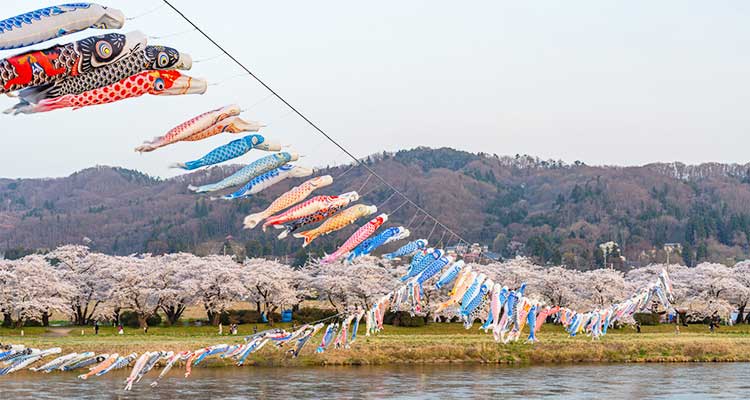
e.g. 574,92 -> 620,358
1,0 -> 749,179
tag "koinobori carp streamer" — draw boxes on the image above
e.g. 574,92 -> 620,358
15,70 -> 207,114
321,213 -> 388,264
172,134 -> 281,171
188,152 -> 299,193
0,3 -> 125,51
0,31 -> 145,94
137,105 -> 242,153
220,165 -> 313,200
9,45 -> 193,114
294,204 -> 378,248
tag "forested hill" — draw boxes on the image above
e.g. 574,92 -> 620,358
3,147 -> 750,268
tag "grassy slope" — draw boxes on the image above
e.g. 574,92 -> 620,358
2,323 -> 749,366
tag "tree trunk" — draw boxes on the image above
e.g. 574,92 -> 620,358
266,303 -> 275,326
42,311 -> 50,327
161,304 -> 186,326
205,307 -> 221,326
211,312 -> 221,326
203,304 -> 221,325
138,314 -> 148,329
327,294 -> 339,313
2,313 -> 12,328
74,305 -> 84,326
736,305 -> 746,325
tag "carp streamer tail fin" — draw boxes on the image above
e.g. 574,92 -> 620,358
243,212 -> 267,229
169,162 -> 188,169
134,144 -> 158,153
30,95 -> 73,113
293,230 -> 317,248
181,160 -> 203,170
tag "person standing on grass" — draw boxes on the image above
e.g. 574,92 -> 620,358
117,324 -> 124,335
94,321 -> 99,335
219,323 -> 223,335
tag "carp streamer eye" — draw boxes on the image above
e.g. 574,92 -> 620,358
157,52 -> 170,68
153,78 -> 165,91
95,40 -> 113,59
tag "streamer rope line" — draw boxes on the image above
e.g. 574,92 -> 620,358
126,4 -> 165,20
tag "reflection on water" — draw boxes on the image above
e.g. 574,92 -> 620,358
1,363 -> 748,399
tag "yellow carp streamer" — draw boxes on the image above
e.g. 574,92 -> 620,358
294,204 -> 378,248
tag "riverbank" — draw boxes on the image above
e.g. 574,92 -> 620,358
2,323 -> 749,366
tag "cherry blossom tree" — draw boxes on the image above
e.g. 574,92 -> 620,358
241,258 -> 307,321
107,255 -> 164,329
0,255 -> 74,327
306,257 -> 401,312
193,255 -> 245,325
154,253 -> 202,326
731,261 -> 750,323
530,266 -> 582,308
47,245 -> 115,325
576,268 -> 627,310
684,263 -> 743,321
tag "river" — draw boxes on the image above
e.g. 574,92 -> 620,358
1,363 -> 747,399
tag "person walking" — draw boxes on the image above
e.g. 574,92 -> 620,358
94,321 -> 99,335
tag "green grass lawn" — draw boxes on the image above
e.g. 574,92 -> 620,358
2,323 -> 749,365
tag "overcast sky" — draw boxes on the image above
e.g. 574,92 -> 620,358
1,0 -> 749,179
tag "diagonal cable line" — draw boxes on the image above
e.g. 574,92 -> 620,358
161,0 -> 480,255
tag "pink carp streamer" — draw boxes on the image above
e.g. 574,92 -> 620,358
258,192 -> 360,231
181,116 -> 264,142
136,104 -> 241,152
321,213 -> 388,264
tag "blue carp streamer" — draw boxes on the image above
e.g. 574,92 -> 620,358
347,226 -> 410,263
188,152 -> 299,193
171,134 -> 281,170
383,239 -> 427,260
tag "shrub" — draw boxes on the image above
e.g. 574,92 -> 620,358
388,311 -> 426,327
120,311 -> 162,328
634,313 -> 660,326
22,319 -> 44,327
221,310 -> 259,325
293,307 -> 337,323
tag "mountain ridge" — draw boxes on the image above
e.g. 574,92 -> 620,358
3,147 -> 750,268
